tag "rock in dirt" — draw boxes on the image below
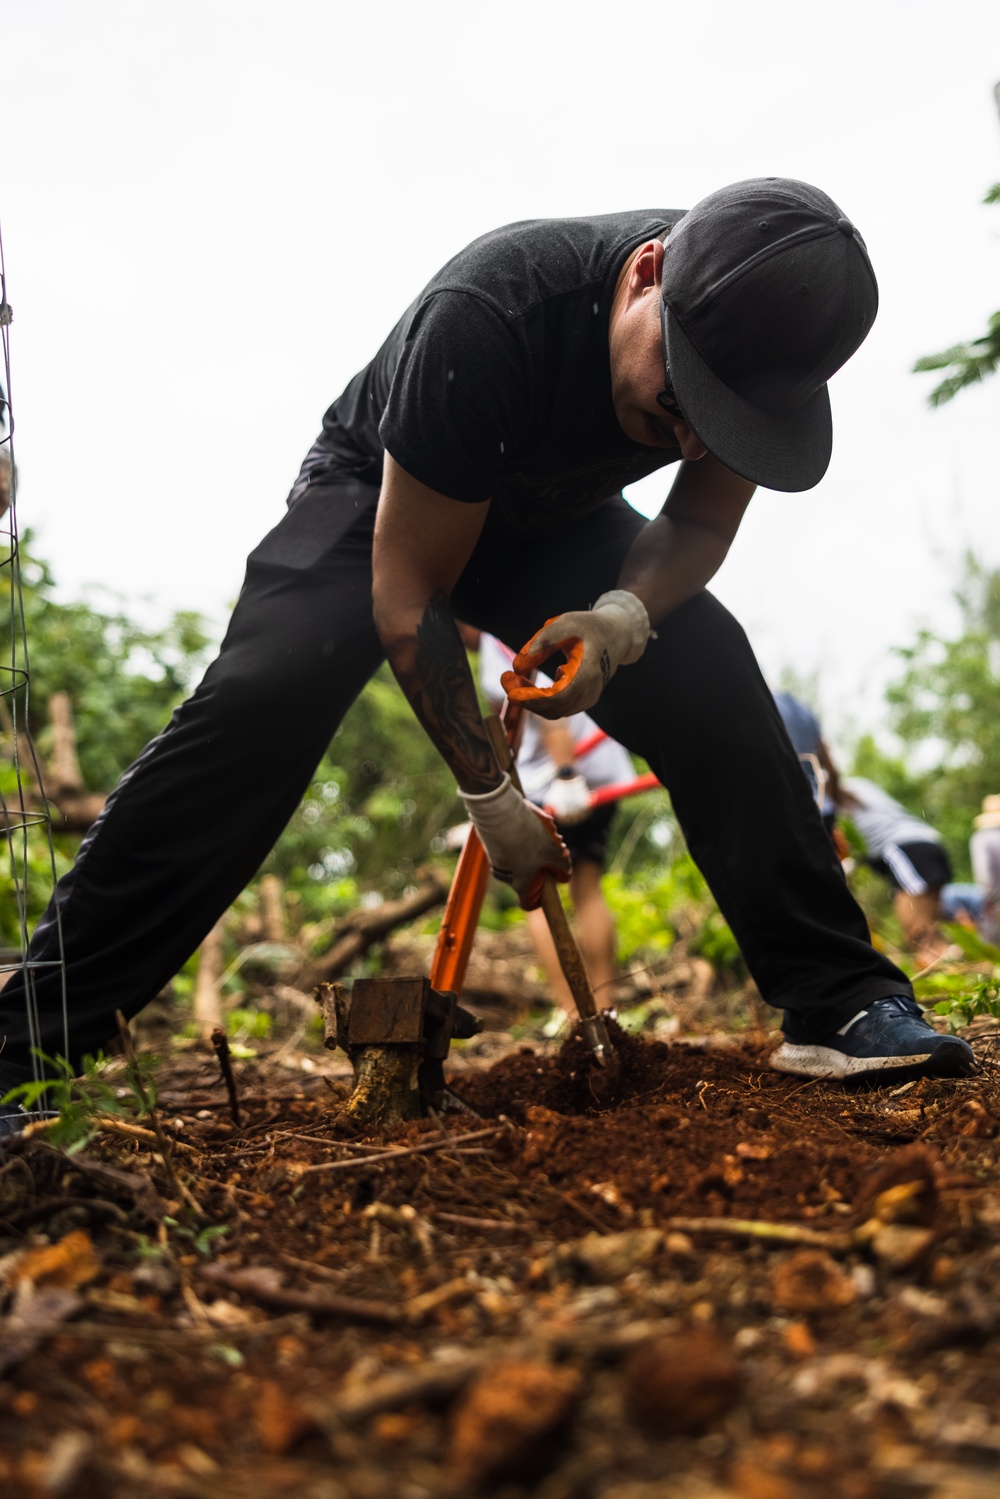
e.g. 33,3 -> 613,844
623,1329 -> 741,1435
551,1228 -> 664,1284
770,1250 -> 856,1316
866,1222 -> 936,1271
447,1358 -> 582,1486
854,1144 -> 939,1226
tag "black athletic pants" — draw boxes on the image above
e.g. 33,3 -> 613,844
0,479 -> 911,1074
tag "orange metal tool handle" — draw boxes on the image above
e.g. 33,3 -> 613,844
428,829 -> 491,995
428,696 -> 530,997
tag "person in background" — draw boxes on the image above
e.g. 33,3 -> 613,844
837,777 -> 953,966
471,627 -> 633,1021
773,690 -> 840,834
969,794 -> 1000,945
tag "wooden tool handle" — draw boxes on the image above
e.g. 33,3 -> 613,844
484,715 -> 601,1025
537,877 -> 601,1023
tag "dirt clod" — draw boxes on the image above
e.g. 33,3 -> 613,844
770,1250 -> 856,1315
447,1358 -> 582,1486
555,1228 -> 664,1283
623,1328 -> 742,1435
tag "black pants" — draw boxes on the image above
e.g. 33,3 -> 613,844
0,479 -> 910,1072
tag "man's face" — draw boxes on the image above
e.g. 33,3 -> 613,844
608,243 -> 707,462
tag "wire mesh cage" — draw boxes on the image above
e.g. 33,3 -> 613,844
0,217 -> 68,1083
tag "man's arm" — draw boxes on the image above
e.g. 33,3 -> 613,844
372,455 -> 571,907
816,737 -> 841,804
614,453 -> 755,624
372,454 -> 498,793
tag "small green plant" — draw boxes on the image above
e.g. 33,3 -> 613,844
0,1047 -> 159,1153
689,910 -> 744,979
163,1218 -> 230,1258
226,1008 -> 273,1043
931,975 -> 1000,1031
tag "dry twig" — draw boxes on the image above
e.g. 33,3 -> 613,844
299,1123 -> 507,1175
210,1027 -> 242,1125
198,1264 -> 404,1324
664,1215 -> 852,1250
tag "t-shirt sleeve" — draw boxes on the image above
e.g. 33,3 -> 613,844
477,632 -> 511,700
379,290 -> 533,502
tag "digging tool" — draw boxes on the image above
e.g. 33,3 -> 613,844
334,690 -> 619,1121
482,714 -> 619,1078
429,696 -> 530,996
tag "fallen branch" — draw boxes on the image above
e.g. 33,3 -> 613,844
20,1114 -> 203,1156
317,1356 -> 488,1425
305,875 -> 449,984
299,1124 -> 507,1175
0,1314 -> 308,1346
433,1211 -> 530,1231
664,1215 -> 852,1250
198,1264 -> 404,1325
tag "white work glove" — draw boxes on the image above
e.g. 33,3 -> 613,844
544,771 -> 592,826
500,590 -> 651,719
459,773 -> 571,909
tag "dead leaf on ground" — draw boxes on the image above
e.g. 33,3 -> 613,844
7,1229 -> 101,1292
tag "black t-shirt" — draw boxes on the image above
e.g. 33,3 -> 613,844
298,210 -> 687,535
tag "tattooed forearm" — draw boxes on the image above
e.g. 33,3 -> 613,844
383,593 -> 499,793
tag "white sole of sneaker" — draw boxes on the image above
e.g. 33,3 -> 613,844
770,1041 -> 933,1079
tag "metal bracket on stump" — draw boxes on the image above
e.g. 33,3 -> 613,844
317,977 -> 483,1125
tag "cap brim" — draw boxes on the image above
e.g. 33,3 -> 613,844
664,304 -> 833,493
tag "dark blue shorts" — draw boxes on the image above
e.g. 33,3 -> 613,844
558,802 -> 617,869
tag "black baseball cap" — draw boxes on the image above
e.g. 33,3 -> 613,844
660,177 -> 878,492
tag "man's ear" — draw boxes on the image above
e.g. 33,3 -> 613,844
630,238 -> 665,296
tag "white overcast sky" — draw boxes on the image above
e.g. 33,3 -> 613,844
3,0 -> 999,754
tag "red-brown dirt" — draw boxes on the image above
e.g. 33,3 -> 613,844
2,1013 -> 1000,1498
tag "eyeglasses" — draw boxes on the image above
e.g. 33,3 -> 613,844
657,298 -> 685,421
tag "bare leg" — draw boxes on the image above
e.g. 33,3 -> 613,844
895,890 -> 947,968
526,906 -> 575,1014
569,858 -> 617,1003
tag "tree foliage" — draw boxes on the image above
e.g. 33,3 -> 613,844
855,554 -> 1000,875
913,183 -> 1000,406
1,533 -> 213,789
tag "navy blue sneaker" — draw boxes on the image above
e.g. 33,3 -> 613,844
771,996 -> 975,1082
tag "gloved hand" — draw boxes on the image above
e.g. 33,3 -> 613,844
501,589 -> 650,718
544,771 -> 592,826
459,773 -> 571,908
